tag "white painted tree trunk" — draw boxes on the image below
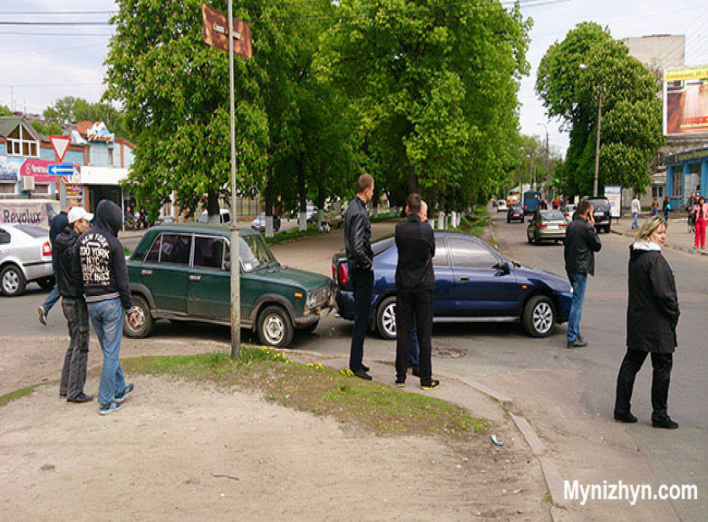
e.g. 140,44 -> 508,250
437,213 -> 445,230
299,212 -> 307,231
266,215 -> 274,238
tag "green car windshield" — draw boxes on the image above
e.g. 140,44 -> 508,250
239,234 -> 277,272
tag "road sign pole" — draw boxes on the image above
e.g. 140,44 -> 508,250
228,0 -> 241,359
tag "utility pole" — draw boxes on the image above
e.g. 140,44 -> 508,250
227,0 -> 241,359
536,123 -> 550,200
579,64 -> 603,197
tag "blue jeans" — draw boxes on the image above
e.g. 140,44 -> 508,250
631,212 -> 638,229
88,298 -> 127,406
567,273 -> 587,343
42,285 -> 61,313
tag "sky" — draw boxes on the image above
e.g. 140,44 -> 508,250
0,0 -> 706,156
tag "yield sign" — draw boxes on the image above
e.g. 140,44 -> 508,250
49,135 -> 71,163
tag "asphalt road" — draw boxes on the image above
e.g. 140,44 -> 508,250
2,211 -> 705,519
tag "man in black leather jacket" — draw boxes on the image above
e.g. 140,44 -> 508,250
563,199 -> 602,348
344,174 -> 375,380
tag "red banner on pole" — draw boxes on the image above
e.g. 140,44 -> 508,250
202,3 -> 252,59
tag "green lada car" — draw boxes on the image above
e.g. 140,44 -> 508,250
123,224 -> 333,347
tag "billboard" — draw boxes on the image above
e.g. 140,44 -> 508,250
663,65 -> 708,136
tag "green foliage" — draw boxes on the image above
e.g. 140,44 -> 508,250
536,22 -> 664,196
30,120 -> 63,137
0,105 -> 12,117
43,96 -> 129,139
315,0 -> 531,210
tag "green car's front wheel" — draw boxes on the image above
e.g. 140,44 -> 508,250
257,305 -> 294,348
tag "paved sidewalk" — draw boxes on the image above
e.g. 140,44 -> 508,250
612,213 -> 708,257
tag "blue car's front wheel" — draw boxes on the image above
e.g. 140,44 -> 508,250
523,295 -> 555,337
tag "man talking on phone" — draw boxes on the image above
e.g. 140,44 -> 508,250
563,199 -> 602,348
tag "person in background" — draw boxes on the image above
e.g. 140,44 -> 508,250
343,174 -> 375,380
650,197 -> 659,217
631,194 -> 641,230
662,195 -> 670,221
38,201 -> 76,326
614,216 -> 680,429
56,206 -> 94,403
78,200 -> 137,415
691,196 -> 708,249
563,199 -> 602,348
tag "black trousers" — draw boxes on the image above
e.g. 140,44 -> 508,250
395,289 -> 433,382
59,297 -> 90,399
614,348 -> 673,422
349,267 -> 374,372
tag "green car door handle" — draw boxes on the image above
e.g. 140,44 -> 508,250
141,269 -> 153,276
189,275 -> 201,282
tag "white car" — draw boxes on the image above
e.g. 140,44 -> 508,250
0,224 -> 54,297
497,200 -> 508,212
562,204 -> 577,223
198,209 -> 231,224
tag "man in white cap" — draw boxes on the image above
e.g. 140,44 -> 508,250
56,206 -> 94,403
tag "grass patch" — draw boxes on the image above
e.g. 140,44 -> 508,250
452,214 -> 490,237
264,224 -> 321,244
121,348 -> 487,439
0,383 -> 48,407
123,246 -> 132,256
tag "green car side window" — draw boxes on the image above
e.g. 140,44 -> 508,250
194,236 -> 227,270
239,234 -> 276,273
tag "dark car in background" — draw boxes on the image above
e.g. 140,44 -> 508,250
332,233 -> 572,340
506,204 -> 525,223
583,196 -> 612,233
124,225 -> 332,347
251,213 -> 282,232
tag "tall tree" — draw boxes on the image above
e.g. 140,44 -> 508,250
315,0 -> 530,212
536,22 -> 663,195
103,0 -> 269,221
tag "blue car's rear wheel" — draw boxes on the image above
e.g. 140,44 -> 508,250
376,296 -> 397,340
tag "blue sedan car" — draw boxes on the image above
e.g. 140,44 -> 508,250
332,232 -> 572,339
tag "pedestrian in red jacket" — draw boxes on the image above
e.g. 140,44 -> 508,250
691,196 -> 708,249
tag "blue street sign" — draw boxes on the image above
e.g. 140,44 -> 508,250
48,164 -> 74,176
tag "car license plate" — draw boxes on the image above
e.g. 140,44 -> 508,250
548,225 -> 558,230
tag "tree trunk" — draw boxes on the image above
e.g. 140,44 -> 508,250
207,190 -> 221,224
297,159 -> 307,231
264,168 -> 274,238
317,184 -> 325,230
408,164 -> 418,194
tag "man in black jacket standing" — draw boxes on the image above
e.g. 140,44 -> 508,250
394,194 -> 438,389
344,174 -> 375,380
38,201 -> 76,325
78,200 -> 137,415
563,199 -> 602,348
56,206 -> 93,402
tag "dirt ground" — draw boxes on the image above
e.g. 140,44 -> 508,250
1,370 -> 548,520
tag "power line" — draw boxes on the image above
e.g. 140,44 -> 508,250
0,31 -> 113,37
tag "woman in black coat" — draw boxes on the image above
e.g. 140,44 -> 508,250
614,216 -> 680,429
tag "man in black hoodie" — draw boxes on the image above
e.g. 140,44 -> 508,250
56,206 -> 94,403
78,200 -> 137,415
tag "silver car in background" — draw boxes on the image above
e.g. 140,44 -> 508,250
0,224 -> 54,296
527,210 -> 568,245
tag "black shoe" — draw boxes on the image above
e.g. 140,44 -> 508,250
614,412 -> 638,423
114,383 -> 134,403
652,417 -> 679,429
412,367 -> 421,378
59,392 -> 67,398
567,339 -> 588,348
353,368 -> 372,381
361,364 -> 370,372
67,393 -> 94,404
395,378 -> 405,388
421,379 -> 440,390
